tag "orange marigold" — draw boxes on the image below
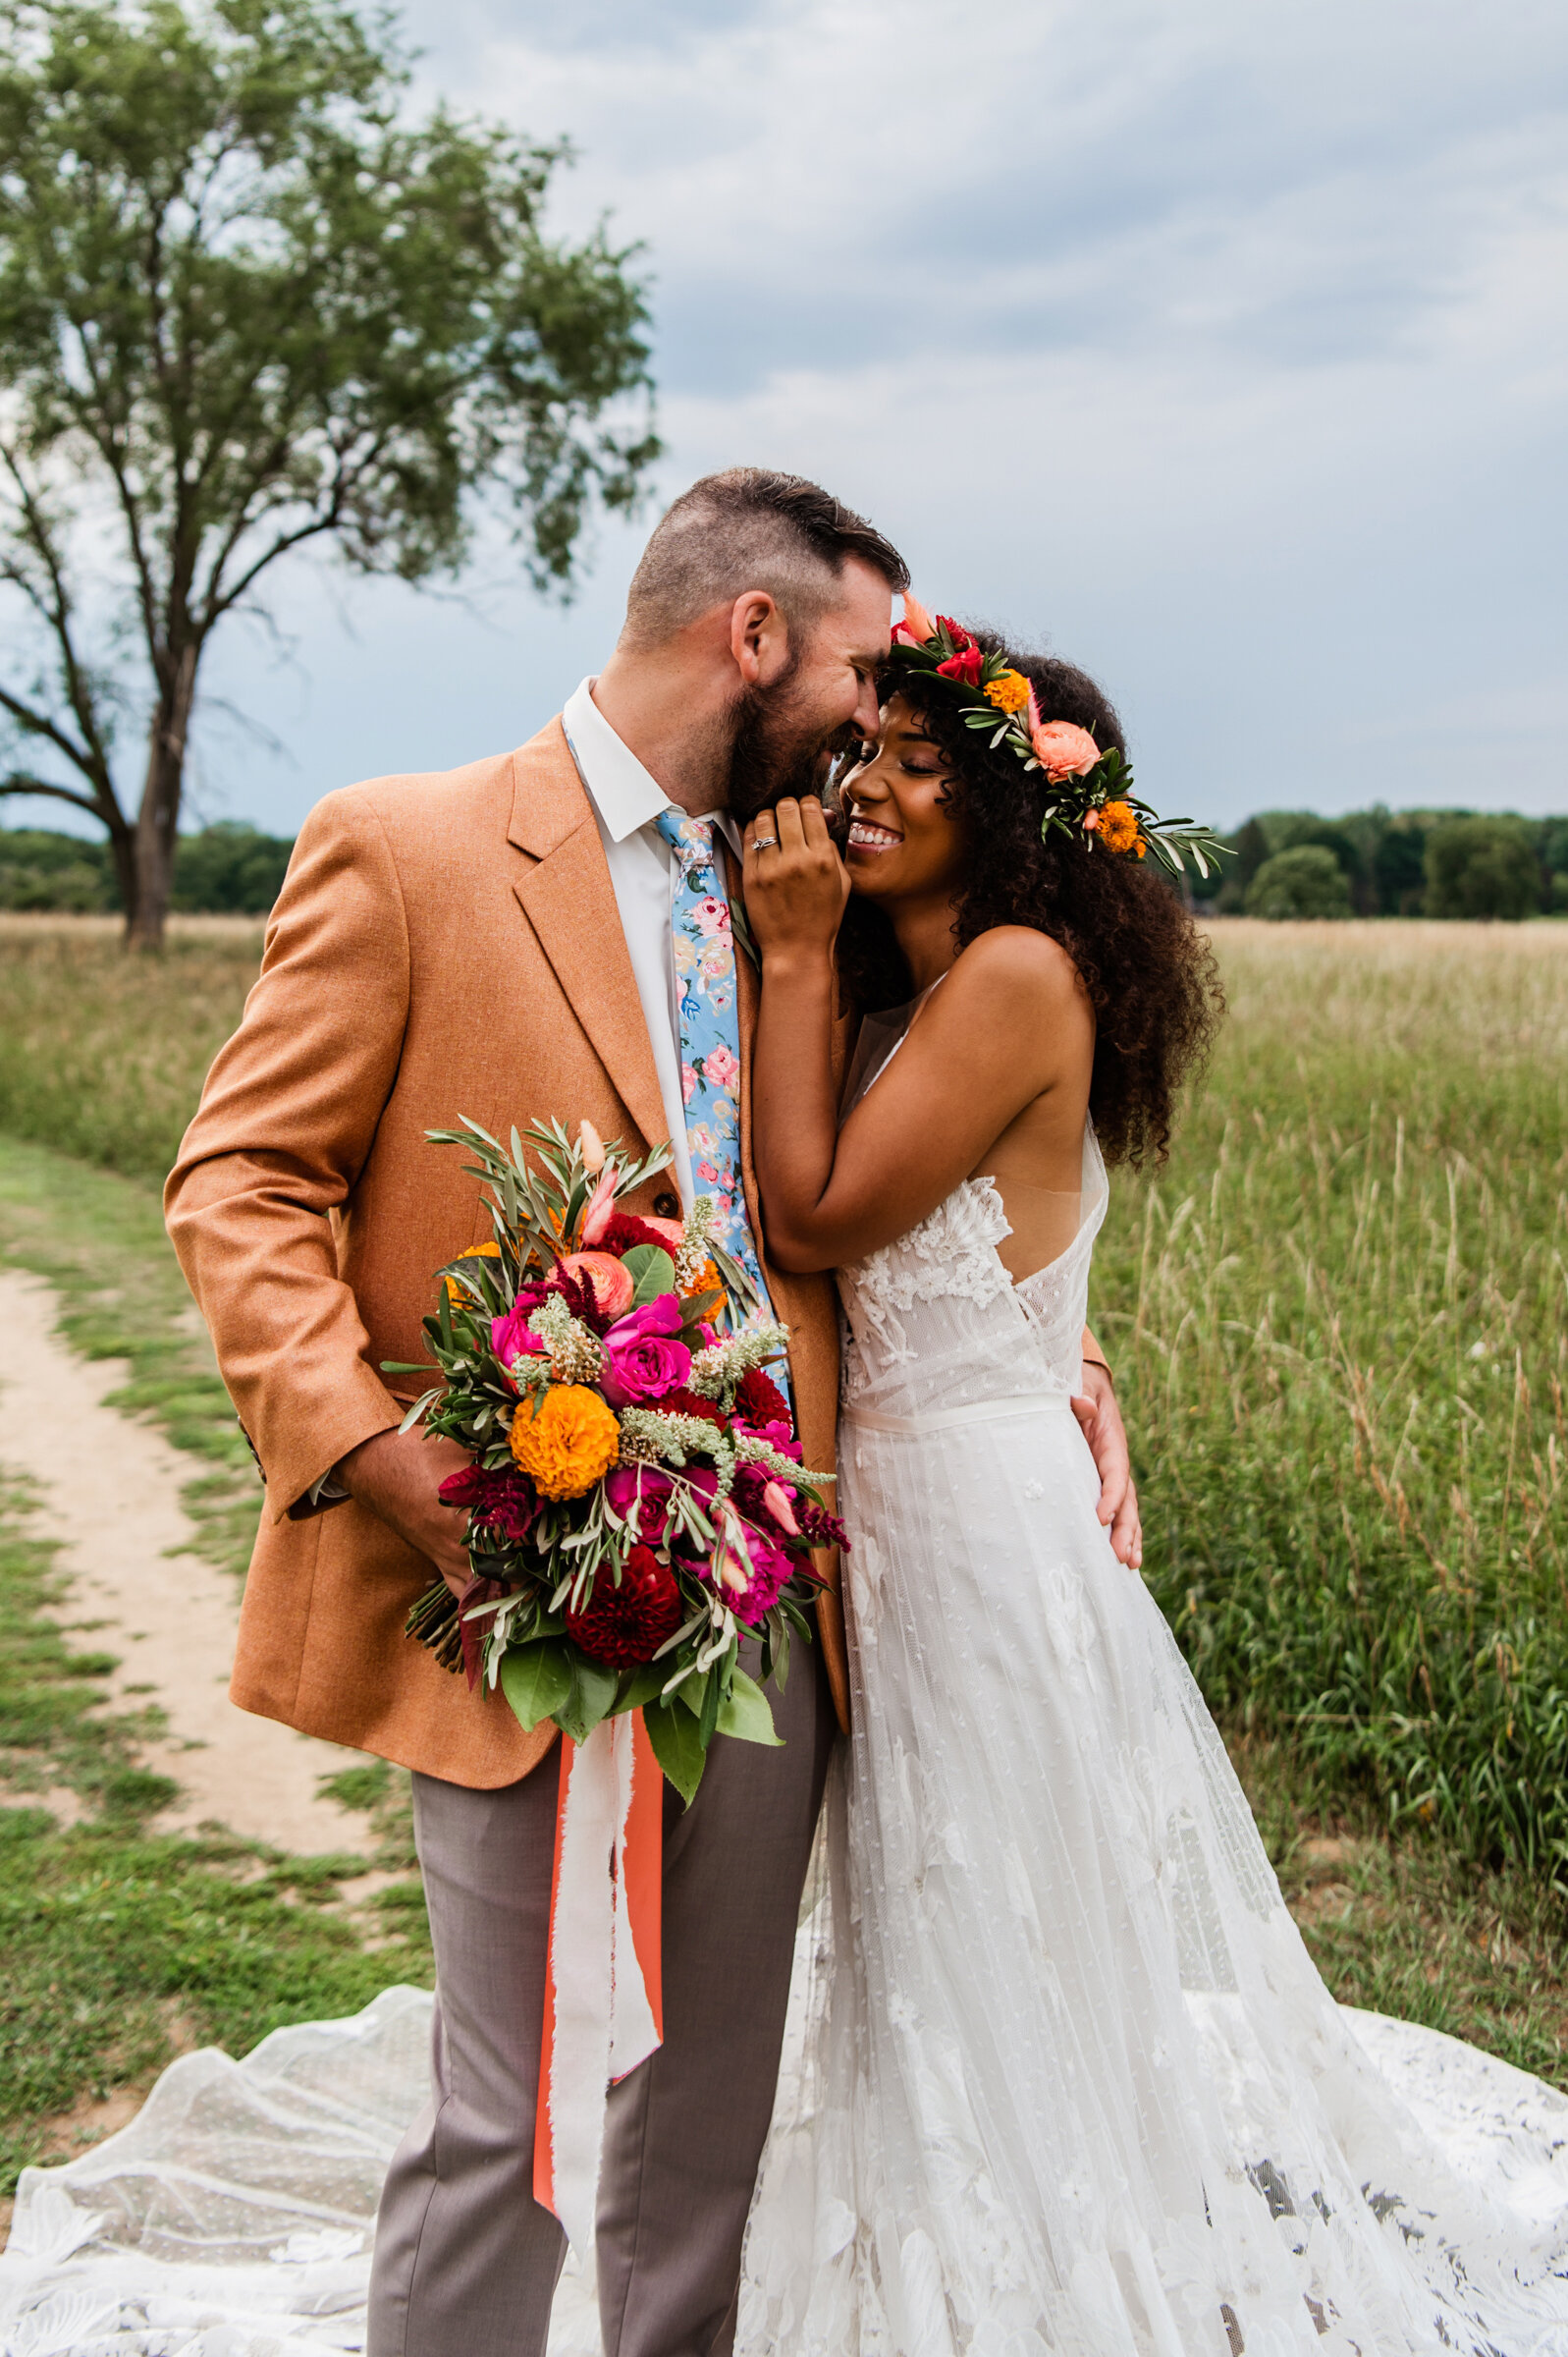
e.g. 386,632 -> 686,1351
446,1239 -> 502,1301
681,1255 -> 723,1298
1099,799 -> 1143,855
510,1384 -> 621,1500
983,669 -> 1031,715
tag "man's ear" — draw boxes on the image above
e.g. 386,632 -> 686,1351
730,589 -> 791,686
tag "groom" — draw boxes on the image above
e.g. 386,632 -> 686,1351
165,467 -> 1137,2357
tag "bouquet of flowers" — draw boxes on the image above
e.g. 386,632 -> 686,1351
388,1117 -> 842,1800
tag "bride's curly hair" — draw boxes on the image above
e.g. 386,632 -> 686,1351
832,630 -> 1224,1169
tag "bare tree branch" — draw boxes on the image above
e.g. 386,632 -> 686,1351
0,772 -> 106,819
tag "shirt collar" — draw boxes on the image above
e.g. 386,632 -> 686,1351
562,677 -> 742,859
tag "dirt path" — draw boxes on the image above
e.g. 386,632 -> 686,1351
0,1267 -> 375,1854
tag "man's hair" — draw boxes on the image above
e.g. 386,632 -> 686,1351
621,467 -> 909,649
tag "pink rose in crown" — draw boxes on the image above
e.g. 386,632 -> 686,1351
600,1293 -> 691,1407
704,1044 -> 741,1094
1030,719 -> 1101,783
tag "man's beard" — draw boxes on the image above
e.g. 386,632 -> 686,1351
725,666 -> 860,823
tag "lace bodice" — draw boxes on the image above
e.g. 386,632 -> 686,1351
836,1132 -> 1108,1418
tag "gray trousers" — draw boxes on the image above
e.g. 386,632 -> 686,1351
366,1647 -> 834,2357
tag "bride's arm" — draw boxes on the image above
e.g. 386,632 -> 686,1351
744,798 -> 1089,1275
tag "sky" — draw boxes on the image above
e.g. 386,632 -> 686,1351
9,0 -> 1567,837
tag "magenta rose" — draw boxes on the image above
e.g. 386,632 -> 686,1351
600,1292 -> 691,1407
491,1301 -> 547,1380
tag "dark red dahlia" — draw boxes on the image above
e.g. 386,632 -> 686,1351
733,1367 -> 790,1432
660,1387 -> 729,1433
439,1464 -> 539,1543
567,1545 -> 683,1669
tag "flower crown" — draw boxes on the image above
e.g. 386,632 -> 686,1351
884,594 -> 1228,879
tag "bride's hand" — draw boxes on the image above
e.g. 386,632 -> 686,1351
743,797 -> 850,965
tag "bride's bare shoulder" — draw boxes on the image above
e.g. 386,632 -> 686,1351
940,926 -> 1091,1025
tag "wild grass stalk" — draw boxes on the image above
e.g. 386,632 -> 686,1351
1098,921 -> 1568,1887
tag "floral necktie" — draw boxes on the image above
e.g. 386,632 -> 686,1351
655,811 -> 777,1332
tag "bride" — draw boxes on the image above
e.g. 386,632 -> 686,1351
733,614 -> 1568,2356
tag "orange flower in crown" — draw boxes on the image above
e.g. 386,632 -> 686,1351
880,594 -> 1228,884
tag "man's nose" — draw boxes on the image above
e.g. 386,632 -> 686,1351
849,673 -> 882,743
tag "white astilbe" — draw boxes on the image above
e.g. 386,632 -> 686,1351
673,1194 -> 717,1291
526,1293 -> 603,1384
733,1431 -> 834,1489
687,1321 -> 789,1399
619,1407 -> 730,1467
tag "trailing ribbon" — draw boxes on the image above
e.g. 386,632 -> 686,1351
533,1710 -> 664,2250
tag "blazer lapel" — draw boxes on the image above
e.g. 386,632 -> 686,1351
509,721 -> 668,1158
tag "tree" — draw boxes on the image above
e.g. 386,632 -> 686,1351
0,0 -> 658,944
1425,817 -> 1541,922
1244,845 -> 1352,921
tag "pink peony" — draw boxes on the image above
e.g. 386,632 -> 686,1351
709,1506 -> 791,1625
1029,719 -> 1102,783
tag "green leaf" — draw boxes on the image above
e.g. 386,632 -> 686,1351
558,1655 -> 620,1744
715,1666 -> 784,1747
616,1662 -> 670,1713
499,1641 -> 574,1734
622,1244 -> 677,1305
643,1697 -> 707,1806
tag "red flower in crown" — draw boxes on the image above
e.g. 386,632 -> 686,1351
934,616 -> 975,651
936,645 -> 984,686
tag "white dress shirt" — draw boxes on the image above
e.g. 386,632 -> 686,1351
560,678 -> 741,1212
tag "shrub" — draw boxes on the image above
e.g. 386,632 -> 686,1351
1425,817 -> 1541,921
1245,845 -> 1352,920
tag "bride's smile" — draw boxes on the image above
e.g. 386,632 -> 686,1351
839,696 -> 969,906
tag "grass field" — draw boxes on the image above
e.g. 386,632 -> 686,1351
0,911 -> 1565,2178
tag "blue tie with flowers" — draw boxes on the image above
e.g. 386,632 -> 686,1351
655,811 -> 778,1337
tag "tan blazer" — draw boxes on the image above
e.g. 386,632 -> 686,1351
165,720 -> 849,1788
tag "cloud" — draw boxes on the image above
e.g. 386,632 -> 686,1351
14,0 -> 1561,836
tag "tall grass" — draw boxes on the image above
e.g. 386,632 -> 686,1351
2,912 -> 1566,1890
0,916 -> 262,1181
1097,922 -> 1568,1887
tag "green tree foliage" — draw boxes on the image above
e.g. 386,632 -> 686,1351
1,818 -> 293,909
1425,816 -> 1541,922
0,0 -> 658,945
1244,844 -> 1353,920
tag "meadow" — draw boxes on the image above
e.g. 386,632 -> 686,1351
0,911 -> 1565,2180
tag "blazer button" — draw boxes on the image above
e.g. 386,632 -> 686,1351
653,1190 -> 680,1219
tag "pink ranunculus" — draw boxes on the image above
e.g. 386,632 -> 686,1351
1030,719 -> 1102,783
491,1303 -> 547,1374
704,1044 -> 740,1093
605,1462 -> 675,1544
558,1250 -> 634,1319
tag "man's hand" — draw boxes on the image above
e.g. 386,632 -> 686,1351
1070,1365 -> 1143,1570
336,1426 -> 477,1600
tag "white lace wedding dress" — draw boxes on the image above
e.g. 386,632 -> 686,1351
735,1010 -> 1568,2357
